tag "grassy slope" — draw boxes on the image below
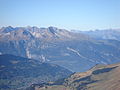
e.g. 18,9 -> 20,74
34,63 -> 120,90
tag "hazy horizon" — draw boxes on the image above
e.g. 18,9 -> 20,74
0,0 -> 120,30
0,25 -> 120,31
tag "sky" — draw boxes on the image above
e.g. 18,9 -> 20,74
0,0 -> 120,30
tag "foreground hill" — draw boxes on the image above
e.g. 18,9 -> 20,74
29,63 -> 120,90
0,54 -> 72,90
1,26 -> 120,72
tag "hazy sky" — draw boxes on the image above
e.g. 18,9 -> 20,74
0,0 -> 120,30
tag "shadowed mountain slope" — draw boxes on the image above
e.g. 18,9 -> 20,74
0,54 -> 72,90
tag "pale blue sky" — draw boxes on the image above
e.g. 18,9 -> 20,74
0,0 -> 120,30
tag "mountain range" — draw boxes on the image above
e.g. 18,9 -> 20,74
0,26 -> 120,90
0,26 -> 120,72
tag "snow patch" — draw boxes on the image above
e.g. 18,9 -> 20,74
67,47 -> 84,58
26,48 -> 31,58
32,32 -> 41,38
0,52 -> 2,55
41,55 -> 46,62
67,47 -> 94,62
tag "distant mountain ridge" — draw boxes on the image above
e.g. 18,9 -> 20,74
0,26 -> 89,41
79,29 -> 120,40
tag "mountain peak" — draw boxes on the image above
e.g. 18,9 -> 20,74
1,26 -> 14,33
48,26 -> 58,34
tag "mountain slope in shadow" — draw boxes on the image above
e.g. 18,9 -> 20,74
0,54 -> 72,90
